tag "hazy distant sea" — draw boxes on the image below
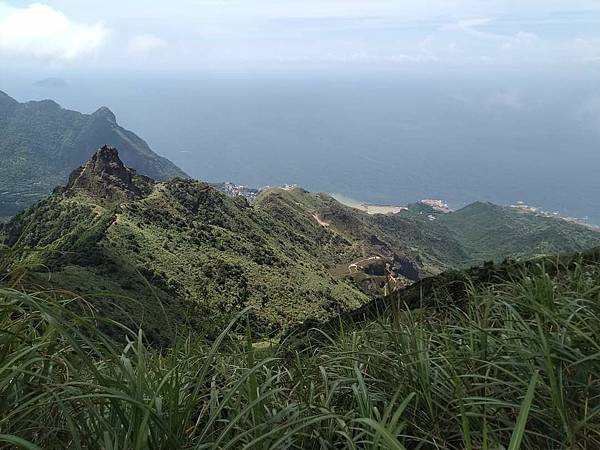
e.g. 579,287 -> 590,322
3,69 -> 600,223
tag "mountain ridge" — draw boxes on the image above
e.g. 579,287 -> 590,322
1,148 -> 370,340
0,90 -> 186,218
64,145 -> 149,203
3,147 -> 600,342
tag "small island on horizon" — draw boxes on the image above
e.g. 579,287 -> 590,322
33,77 -> 68,88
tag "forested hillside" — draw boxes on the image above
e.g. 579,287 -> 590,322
0,91 -> 185,218
3,147 -> 600,342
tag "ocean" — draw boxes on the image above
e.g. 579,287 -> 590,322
2,69 -> 600,223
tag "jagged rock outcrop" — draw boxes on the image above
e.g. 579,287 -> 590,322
66,145 -> 146,203
0,90 -> 186,218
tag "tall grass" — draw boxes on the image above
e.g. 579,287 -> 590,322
1,256 -> 599,449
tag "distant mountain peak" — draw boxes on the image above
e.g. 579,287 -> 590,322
33,77 -> 68,89
66,145 -> 143,203
0,90 -> 186,218
0,90 -> 18,106
92,106 -> 117,123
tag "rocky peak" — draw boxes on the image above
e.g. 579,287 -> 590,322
92,106 -> 117,124
66,145 -> 144,203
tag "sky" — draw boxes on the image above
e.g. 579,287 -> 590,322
1,0 -> 600,74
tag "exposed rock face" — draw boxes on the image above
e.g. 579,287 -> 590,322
66,145 -> 144,203
391,256 -> 420,281
366,235 -> 422,281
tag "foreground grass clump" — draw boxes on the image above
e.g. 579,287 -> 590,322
1,256 -> 600,449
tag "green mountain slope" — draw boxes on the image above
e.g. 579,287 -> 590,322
1,147 -> 366,341
3,147 -> 600,341
435,201 -> 600,264
0,90 -> 186,218
255,188 -> 600,273
2,246 -> 600,449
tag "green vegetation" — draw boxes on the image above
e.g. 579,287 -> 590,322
2,148 -> 600,449
2,248 -> 599,449
3,148 -> 600,341
1,179 -> 369,340
0,90 -> 185,217
257,188 -> 600,273
2,89 -> 600,450
436,201 -> 600,265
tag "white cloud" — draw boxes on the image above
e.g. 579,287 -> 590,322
128,33 -> 167,55
575,95 -> 600,131
570,38 -> 600,64
0,2 -> 109,60
442,17 -> 500,41
486,91 -> 524,109
443,17 -> 540,46
500,31 -> 539,52
1,1 -> 599,70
